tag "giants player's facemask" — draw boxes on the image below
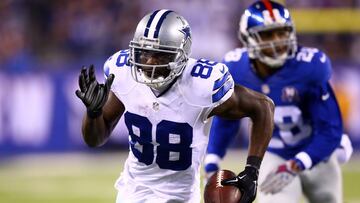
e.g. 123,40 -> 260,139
239,0 -> 297,68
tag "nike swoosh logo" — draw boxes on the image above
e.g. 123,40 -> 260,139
320,54 -> 327,63
239,175 -> 246,179
225,178 -> 240,184
322,93 -> 330,101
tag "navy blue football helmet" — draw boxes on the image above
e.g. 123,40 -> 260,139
239,0 -> 297,67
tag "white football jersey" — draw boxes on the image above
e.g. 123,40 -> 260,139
104,50 -> 234,202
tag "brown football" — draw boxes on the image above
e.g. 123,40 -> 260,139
204,170 -> 242,203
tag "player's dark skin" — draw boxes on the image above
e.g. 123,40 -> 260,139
137,50 -> 174,79
80,62 -> 274,160
77,52 -> 274,203
253,27 -> 291,79
249,27 -> 303,173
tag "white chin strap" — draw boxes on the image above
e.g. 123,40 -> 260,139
139,72 -> 174,90
259,52 -> 288,68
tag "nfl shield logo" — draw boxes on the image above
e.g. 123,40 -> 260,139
281,86 -> 299,102
153,102 -> 160,111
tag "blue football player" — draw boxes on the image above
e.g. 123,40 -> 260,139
76,10 -> 274,202
204,1 -> 352,203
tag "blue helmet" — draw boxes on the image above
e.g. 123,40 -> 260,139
239,0 -> 297,67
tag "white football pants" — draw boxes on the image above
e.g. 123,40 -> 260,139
115,181 -> 200,203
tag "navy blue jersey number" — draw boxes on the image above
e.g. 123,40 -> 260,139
190,58 -> 217,79
124,112 -> 154,165
124,112 -> 193,171
116,50 -> 129,67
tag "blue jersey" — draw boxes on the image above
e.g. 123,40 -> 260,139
208,47 -> 343,169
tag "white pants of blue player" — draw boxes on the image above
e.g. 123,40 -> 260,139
258,152 -> 342,203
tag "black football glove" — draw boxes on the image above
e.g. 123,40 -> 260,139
221,166 -> 259,203
75,65 -> 114,118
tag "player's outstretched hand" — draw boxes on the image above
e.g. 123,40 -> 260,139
260,159 -> 303,194
75,65 -> 114,118
221,166 -> 258,203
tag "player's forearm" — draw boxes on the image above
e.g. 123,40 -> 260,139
301,87 -> 343,167
248,96 -> 274,158
81,113 -> 111,147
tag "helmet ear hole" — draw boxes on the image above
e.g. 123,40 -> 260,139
240,33 -> 247,42
239,33 -> 250,47
285,26 -> 293,32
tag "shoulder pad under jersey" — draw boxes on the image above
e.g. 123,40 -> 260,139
177,58 -> 234,108
295,47 -> 332,85
103,49 -> 136,95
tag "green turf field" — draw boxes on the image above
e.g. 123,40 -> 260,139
0,150 -> 359,203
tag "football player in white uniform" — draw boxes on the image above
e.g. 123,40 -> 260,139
76,10 -> 274,203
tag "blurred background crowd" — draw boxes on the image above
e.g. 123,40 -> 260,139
1,0 -> 360,154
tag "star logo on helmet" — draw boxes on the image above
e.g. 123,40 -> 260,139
180,26 -> 191,39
